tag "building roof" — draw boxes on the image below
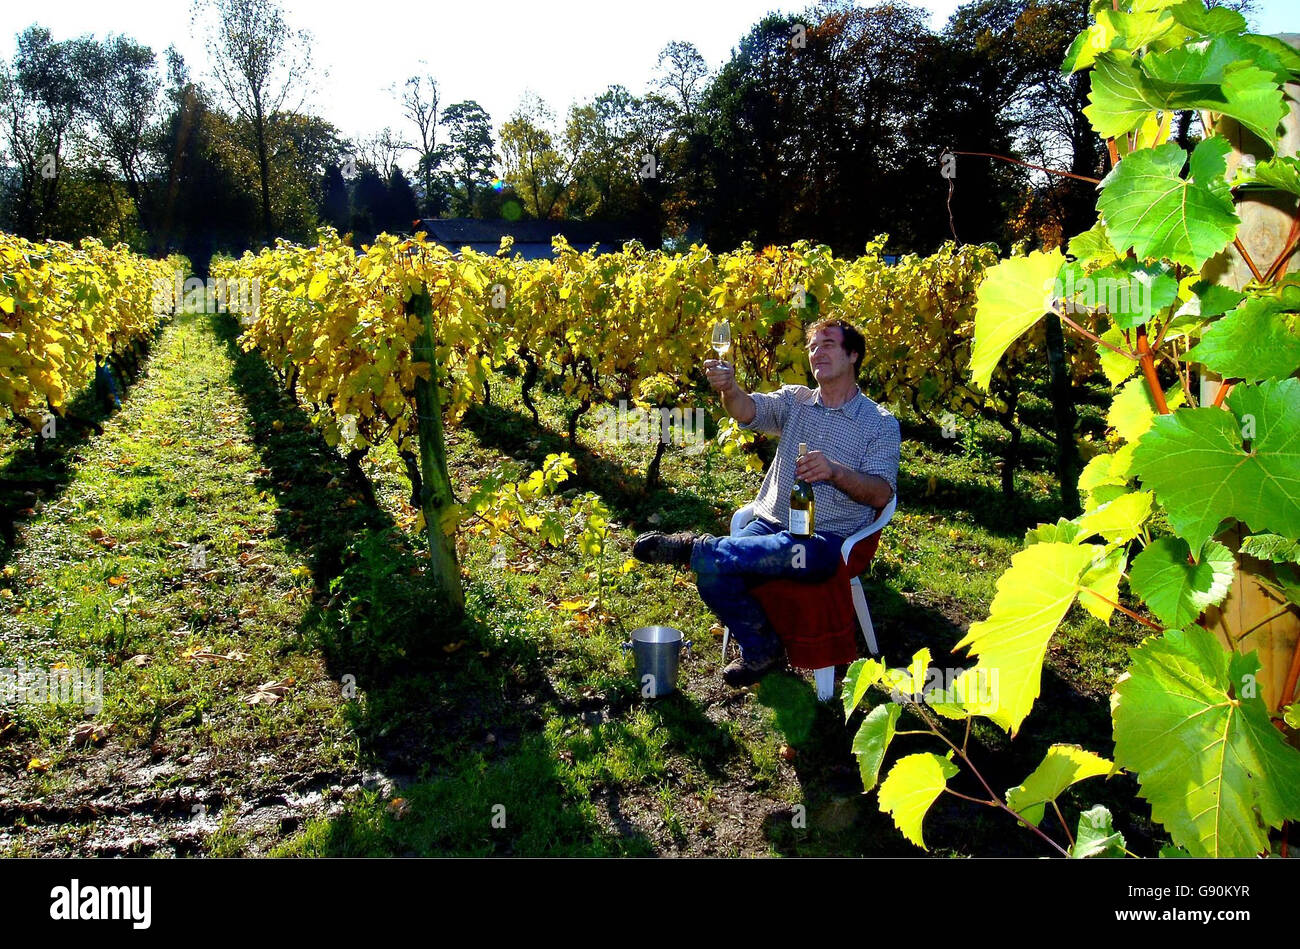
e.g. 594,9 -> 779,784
413,218 -> 642,258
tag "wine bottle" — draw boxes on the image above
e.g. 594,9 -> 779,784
790,442 -> 814,537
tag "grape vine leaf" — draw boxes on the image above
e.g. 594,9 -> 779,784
1097,140 -> 1240,271
842,657 -> 887,721
1113,626 -> 1300,857
1238,155 -> 1300,197
852,702 -> 903,793
1066,220 -> 1119,268
970,249 -> 1065,391
1285,704 -> 1300,730
1239,533 -> 1300,565
1188,280 -> 1245,318
1025,517 -> 1086,546
1168,0 -> 1246,36
1131,379 -> 1300,553
1103,261 -> 1179,329
877,752 -> 959,851
1107,376 -> 1185,443
1071,804 -> 1128,858
1080,546 -> 1128,624
1129,537 -> 1235,628
1084,52 -> 1156,138
1075,491 -> 1154,544
954,542 -> 1099,735
1184,298 -> 1300,382
1007,744 -> 1116,826
1097,326 -> 1137,387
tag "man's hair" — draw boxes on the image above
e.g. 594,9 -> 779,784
805,318 -> 866,378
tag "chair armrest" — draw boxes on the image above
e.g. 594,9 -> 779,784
840,494 -> 898,563
730,504 -> 756,537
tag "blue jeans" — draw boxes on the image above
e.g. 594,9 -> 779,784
691,516 -> 845,663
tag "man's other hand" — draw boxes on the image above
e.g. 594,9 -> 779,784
704,358 -> 735,393
796,449 -> 834,483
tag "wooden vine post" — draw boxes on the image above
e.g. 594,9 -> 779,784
408,286 -> 466,614
1201,40 -> 1300,722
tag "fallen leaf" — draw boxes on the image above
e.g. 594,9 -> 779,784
387,797 -> 410,819
88,526 -> 106,539
107,576 -> 128,586
127,654 -> 152,667
779,745 -> 797,761
245,679 -> 292,705
69,722 -> 112,747
442,640 -> 467,654
27,757 -> 49,773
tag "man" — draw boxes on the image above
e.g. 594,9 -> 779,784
632,318 -> 900,687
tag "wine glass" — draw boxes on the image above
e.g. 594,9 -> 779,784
711,320 -> 731,370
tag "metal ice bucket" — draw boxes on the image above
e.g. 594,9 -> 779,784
622,625 -> 692,698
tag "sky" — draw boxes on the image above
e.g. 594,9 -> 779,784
1,0 -> 1296,156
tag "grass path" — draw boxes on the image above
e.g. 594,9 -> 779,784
0,313 -> 368,855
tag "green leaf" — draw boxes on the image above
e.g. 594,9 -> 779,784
893,647 -> 932,698
1098,326 -> 1137,387
1238,155 -> 1300,197
970,250 -> 1065,391
1131,379 -> 1300,553
1168,0 -> 1246,35
1239,533 -> 1300,566
852,702 -> 903,793
1113,626 -> 1300,857
1284,704 -> 1300,730
1075,491 -> 1154,544
877,752 -> 959,851
955,542 -> 1099,735
1129,537 -> 1235,627
842,657 -> 886,721
1185,298 -> 1300,382
1097,6 -> 1180,52
1107,376 -> 1185,443
1080,546 -> 1128,623
1187,281 -> 1245,318
1209,62 -> 1289,146
1007,743 -> 1115,826
1159,844 -> 1193,857
1025,517 -> 1086,546
1087,260 -> 1179,329
1097,141 -> 1240,271
1071,804 -> 1128,858
1066,220 -> 1119,268
1084,52 -> 1157,138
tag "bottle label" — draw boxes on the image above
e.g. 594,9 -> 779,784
790,509 -> 810,536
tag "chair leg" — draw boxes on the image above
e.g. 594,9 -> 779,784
814,666 -> 835,702
850,578 -> 879,656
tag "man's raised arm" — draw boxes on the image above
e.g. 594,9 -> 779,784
704,358 -> 756,424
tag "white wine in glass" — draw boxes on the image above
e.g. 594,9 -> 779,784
711,321 -> 731,369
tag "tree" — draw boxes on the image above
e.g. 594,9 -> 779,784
195,0 -> 315,245
80,34 -> 163,238
652,41 -> 708,121
440,100 -> 496,217
399,71 -> 445,217
2,26 -> 97,238
320,163 -> 349,231
500,93 -> 576,219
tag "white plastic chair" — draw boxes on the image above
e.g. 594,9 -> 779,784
722,495 -> 898,701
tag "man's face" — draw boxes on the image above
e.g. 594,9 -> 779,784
807,326 -> 855,385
